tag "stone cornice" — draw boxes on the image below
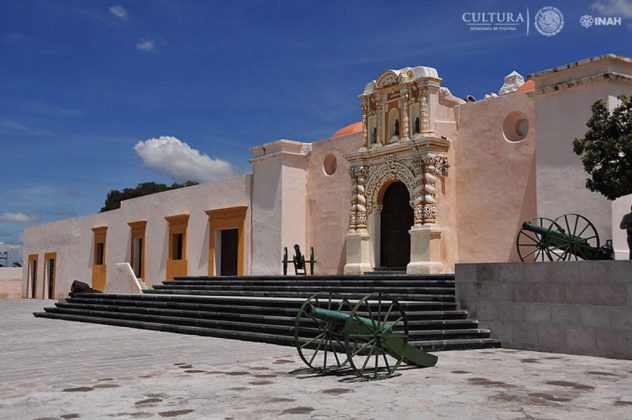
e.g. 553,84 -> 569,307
249,139 -> 311,164
344,136 -> 451,164
527,71 -> 632,96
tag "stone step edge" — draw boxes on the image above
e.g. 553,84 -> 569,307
40,308 -> 490,338
33,312 -> 500,351
53,303 -> 480,327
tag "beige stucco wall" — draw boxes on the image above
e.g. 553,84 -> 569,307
23,176 -> 252,298
250,140 -> 312,275
454,91 -> 537,263
532,56 -> 632,259
0,267 -> 22,299
307,132 -> 363,274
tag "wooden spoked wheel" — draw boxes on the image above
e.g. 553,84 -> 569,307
294,293 -> 349,373
517,217 -> 564,261
552,213 -> 600,261
344,293 -> 408,380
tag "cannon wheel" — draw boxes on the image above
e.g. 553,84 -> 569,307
516,217 -> 565,262
344,293 -> 408,380
294,293 -> 349,373
553,213 -> 600,261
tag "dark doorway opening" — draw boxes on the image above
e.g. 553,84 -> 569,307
220,228 -> 239,276
380,181 -> 413,268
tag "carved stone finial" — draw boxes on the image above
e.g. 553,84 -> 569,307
498,70 -> 525,95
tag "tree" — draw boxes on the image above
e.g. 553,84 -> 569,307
100,181 -> 198,212
573,95 -> 632,200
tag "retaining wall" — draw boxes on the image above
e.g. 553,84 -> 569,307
456,261 -> 632,359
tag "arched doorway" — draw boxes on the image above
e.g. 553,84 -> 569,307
380,181 -> 413,268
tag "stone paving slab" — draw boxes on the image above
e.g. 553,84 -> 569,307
1,300 -> 632,419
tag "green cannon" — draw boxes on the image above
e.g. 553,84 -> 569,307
516,213 -> 614,262
294,293 -> 437,380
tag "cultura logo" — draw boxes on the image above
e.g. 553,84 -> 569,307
534,6 -> 564,36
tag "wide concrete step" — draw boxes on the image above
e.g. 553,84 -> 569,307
166,279 -> 456,287
52,302 -> 480,329
175,274 -> 456,282
153,284 -> 455,295
66,294 -> 457,311
63,298 -> 467,320
33,312 -> 499,351
41,307 -> 490,341
143,289 -> 456,302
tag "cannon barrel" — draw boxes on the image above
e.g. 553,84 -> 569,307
306,305 -> 391,331
520,220 -> 613,261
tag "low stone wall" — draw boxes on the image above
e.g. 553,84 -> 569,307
0,267 -> 23,299
456,261 -> 632,359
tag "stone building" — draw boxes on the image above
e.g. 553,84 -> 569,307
22,54 -> 632,299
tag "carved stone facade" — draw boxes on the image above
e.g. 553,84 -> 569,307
344,66 -> 455,275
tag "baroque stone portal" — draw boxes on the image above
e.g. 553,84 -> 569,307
344,66 -> 452,275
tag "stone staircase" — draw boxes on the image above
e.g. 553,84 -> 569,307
33,274 -> 501,351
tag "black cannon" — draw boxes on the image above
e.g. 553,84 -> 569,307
282,244 -> 316,275
516,213 -> 614,262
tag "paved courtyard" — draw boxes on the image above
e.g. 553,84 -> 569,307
1,300 -> 632,419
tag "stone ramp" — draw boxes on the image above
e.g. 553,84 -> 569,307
34,274 -> 501,351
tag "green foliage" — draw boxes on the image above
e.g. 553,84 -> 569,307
100,181 -> 198,212
573,95 -> 632,201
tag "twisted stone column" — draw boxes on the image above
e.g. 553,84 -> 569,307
348,166 -> 368,230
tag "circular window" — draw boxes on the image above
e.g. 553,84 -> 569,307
503,111 -> 529,142
323,154 -> 337,176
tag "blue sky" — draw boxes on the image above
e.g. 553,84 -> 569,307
1,0 -> 631,264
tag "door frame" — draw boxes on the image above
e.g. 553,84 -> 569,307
205,206 -> 247,276
44,252 -> 57,299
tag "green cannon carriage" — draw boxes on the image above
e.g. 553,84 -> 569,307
516,213 -> 614,262
294,293 -> 437,380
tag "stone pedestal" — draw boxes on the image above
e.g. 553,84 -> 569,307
343,229 -> 373,275
407,224 -> 443,274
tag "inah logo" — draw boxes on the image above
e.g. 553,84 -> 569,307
534,6 -> 564,36
579,15 -> 594,28
579,14 -> 622,28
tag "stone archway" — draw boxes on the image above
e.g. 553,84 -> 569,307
379,181 -> 413,268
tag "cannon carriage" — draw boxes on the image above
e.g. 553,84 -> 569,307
516,213 -> 614,262
293,293 -> 437,380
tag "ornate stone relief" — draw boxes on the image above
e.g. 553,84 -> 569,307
347,151 -> 449,229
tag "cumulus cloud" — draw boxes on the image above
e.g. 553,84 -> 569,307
592,0 -> 632,17
0,212 -> 39,223
109,5 -> 129,21
0,242 -> 22,251
0,242 -> 23,266
134,136 -> 237,183
136,39 -> 155,52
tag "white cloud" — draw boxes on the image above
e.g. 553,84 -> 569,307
0,119 -> 51,136
0,212 -> 39,223
0,242 -> 23,266
592,0 -> 632,17
0,242 -> 22,251
109,5 -> 129,21
136,39 -> 155,52
134,136 -> 237,183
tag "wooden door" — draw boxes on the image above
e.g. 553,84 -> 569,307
380,182 -> 413,268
